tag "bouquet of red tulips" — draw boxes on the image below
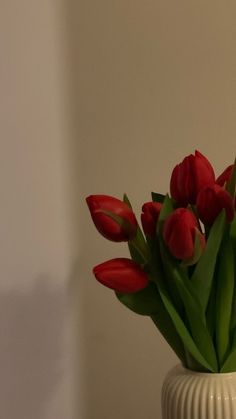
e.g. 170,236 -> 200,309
86,151 -> 236,373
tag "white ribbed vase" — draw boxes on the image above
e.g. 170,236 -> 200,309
162,364 -> 236,419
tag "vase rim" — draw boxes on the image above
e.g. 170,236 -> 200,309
175,363 -> 236,377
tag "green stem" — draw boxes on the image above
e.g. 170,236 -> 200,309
129,238 -> 149,265
128,225 -> 150,265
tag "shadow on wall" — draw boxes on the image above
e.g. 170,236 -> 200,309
62,3 -> 168,419
0,279 -> 65,419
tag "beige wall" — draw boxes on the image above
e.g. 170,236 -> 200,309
70,1 -> 236,418
1,0 -> 236,418
0,1 -> 75,418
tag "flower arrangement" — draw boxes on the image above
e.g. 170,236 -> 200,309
86,151 -> 236,373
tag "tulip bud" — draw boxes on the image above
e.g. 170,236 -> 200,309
86,195 -> 137,242
93,258 -> 149,293
196,184 -> 235,226
170,150 -> 215,205
141,202 -> 162,237
163,208 -> 205,262
216,165 -> 233,187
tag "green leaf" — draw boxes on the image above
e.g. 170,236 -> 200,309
116,282 -> 186,365
128,226 -> 150,265
156,278 -> 215,372
123,193 -> 132,208
184,348 -> 209,371
191,211 -> 226,311
221,328 -> 236,373
122,193 -> 150,264
152,255 -> 215,372
206,278 -> 217,339
116,282 -> 161,315
157,194 -> 174,232
158,241 -> 184,316
175,271 -> 218,371
226,157 -> 236,198
128,241 -> 145,265
148,239 -> 211,370
153,195 -> 215,370
151,192 -> 166,203
151,311 -> 186,366
230,216 -> 236,252
230,219 -> 236,334
160,242 -> 218,372
216,236 -> 234,367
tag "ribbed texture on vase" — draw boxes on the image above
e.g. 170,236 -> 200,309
162,365 -> 236,419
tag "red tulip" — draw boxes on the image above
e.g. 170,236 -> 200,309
216,165 -> 233,187
170,150 -> 215,205
141,202 -> 162,237
93,258 -> 149,293
163,208 -> 205,261
86,195 -> 137,242
196,184 -> 235,226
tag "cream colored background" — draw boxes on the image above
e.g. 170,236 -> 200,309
1,1 -> 236,418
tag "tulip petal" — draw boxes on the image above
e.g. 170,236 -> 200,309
170,151 -> 215,205
167,221 -> 194,260
141,201 -> 162,237
93,258 -> 149,293
197,184 -> 234,225
86,194 -> 137,242
181,228 -> 205,266
100,210 -> 136,237
216,164 -> 233,187
162,207 -> 201,261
